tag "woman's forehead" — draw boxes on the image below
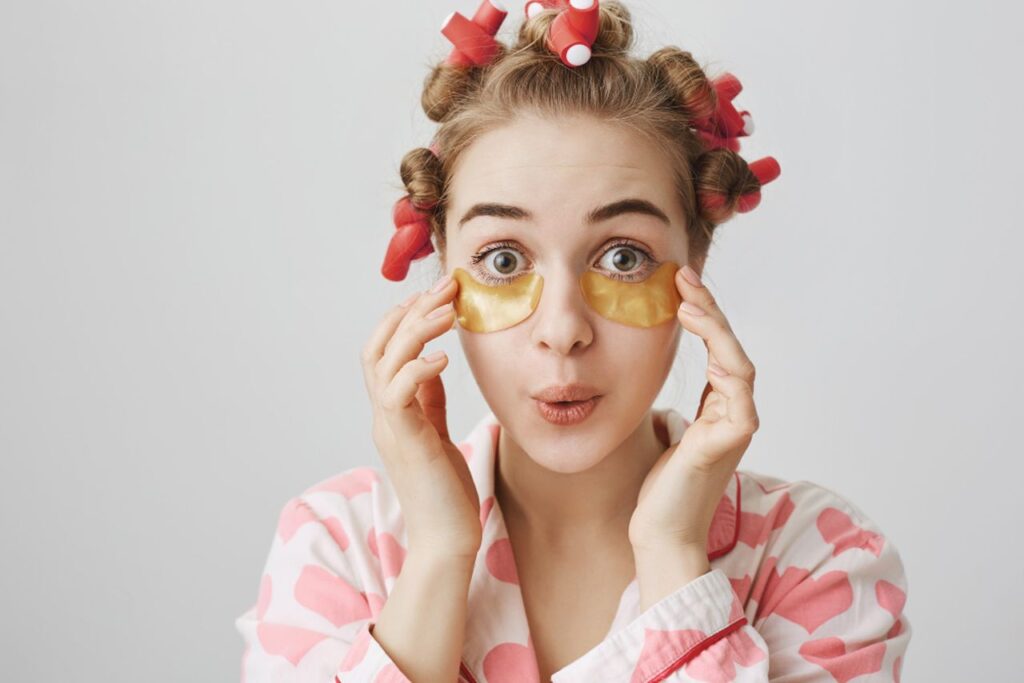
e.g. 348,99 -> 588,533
454,116 -> 671,182
449,118 -> 680,228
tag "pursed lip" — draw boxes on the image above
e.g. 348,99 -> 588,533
531,383 -> 602,403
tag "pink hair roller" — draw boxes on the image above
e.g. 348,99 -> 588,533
441,0 -> 509,68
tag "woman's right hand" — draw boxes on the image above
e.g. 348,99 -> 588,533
361,272 -> 482,560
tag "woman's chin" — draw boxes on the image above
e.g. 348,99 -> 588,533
513,420 -> 613,474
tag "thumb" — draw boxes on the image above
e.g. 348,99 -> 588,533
694,380 -> 714,421
416,369 -> 452,442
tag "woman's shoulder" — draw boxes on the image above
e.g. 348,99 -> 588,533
264,465 -> 407,594
282,464 -> 403,536
726,469 -> 912,657
733,468 -> 908,581
736,468 -> 894,534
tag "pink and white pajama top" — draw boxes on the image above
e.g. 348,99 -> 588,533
236,407 -> 912,682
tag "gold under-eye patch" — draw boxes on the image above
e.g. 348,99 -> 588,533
580,260 -> 682,328
452,260 -> 682,333
452,267 -> 544,333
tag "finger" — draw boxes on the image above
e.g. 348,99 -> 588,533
706,350 -> 742,400
705,363 -> 759,435
391,274 -> 456,341
380,351 -> 450,437
416,357 -> 452,442
694,380 -> 714,421
378,287 -> 458,386
678,301 -> 754,388
362,291 -> 424,397
675,269 -> 756,388
364,273 -> 454,373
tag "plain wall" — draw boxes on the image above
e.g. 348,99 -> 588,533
1,0 -> 1020,680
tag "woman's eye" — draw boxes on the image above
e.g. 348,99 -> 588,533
470,243 -> 528,285
597,245 -> 650,278
469,241 -> 655,285
488,249 -> 522,275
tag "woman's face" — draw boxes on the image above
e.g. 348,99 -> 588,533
444,115 -> 691,473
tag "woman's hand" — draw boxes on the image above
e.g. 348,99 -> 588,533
361,273 -> 483,560
628,264 -> 759,554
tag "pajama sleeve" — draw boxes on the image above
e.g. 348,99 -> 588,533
235,495 -> 416,683
550,496 -> 911,682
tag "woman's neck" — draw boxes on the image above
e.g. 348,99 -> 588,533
494,409 -> 671,550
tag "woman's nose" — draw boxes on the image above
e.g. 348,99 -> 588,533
528,269 -> 593,355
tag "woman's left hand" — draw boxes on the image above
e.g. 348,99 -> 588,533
628,264 -> 760,553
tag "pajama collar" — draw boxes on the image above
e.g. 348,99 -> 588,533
457,407 -> 741,679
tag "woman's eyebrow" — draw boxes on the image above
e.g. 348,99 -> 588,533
458,198 -> 670,230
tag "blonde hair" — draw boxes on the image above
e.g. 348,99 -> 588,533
397,1 -> 766,269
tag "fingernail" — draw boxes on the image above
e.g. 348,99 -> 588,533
429,273 -> 453,294
427,303 -> 453,319
709,362 -> 729,376
398,292 -> 419,308
424,350 -> 446,362
679,301 -> 705,316
680,265 -> 702,287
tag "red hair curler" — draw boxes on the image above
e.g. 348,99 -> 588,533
689,72 -> 781,215
381,195 -> 437,282
441,0 -> 509,68
691,72 -> 755,152
698,156 -> 781,216
526,0 -> 600,67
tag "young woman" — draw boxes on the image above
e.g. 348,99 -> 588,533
236,2 -> 911,681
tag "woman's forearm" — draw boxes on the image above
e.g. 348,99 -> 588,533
368,549 -> 476,682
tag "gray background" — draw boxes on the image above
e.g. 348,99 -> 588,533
2,0 -> 1020,680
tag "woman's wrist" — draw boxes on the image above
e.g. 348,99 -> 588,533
406,542 -> 481,568
633,542 -> 712,613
